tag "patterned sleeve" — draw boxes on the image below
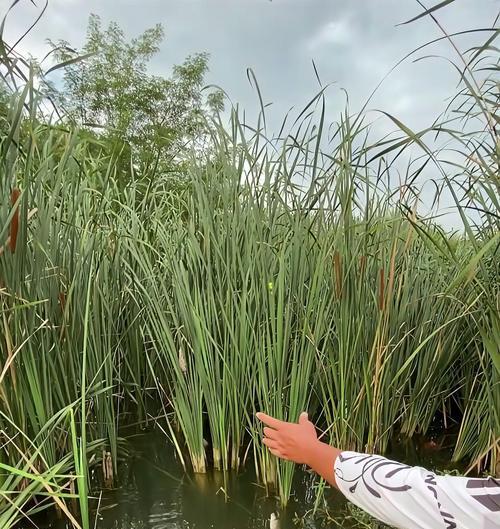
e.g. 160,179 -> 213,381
334,451 -> 500,529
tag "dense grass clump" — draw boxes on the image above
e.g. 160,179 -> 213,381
0,12 -> 498,529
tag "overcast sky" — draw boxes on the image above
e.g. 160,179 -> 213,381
4,0 -> 497,126
3,0 -> 499,225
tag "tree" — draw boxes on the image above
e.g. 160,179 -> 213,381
49,15 -> 223,178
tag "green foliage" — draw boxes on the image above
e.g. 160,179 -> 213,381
363,19 -> 499,473
48,14 -> 222,179
0,4 -> 497,529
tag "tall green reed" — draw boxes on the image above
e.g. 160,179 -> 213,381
0,7 -> 498,524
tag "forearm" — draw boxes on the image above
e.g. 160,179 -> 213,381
306,440 -> 342,489
332,451 -> 499,529
258,411 -> 499,529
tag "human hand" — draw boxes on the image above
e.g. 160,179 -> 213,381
256,411 -> 319,465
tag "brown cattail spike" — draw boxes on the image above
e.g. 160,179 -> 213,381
9,188 -> 21,254
359,255 -> 367,276
58,291 -> 66,313
378,267 -> 385,311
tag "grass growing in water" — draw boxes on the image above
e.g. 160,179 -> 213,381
0,6 -> 498,527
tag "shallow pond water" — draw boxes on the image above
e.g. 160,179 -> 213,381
43,430 -> 459,529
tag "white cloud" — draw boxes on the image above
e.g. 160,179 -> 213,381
306,16 -> 354,51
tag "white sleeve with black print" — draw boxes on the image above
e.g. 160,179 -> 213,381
334,451 -> 500,529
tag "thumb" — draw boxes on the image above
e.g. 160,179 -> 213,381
298,411 -> 309,424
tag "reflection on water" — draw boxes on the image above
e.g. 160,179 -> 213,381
45,430 -> 457,529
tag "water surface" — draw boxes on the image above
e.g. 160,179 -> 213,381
45,430 -> 458,529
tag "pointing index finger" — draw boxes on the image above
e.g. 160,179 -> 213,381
256,412 -> 285,429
